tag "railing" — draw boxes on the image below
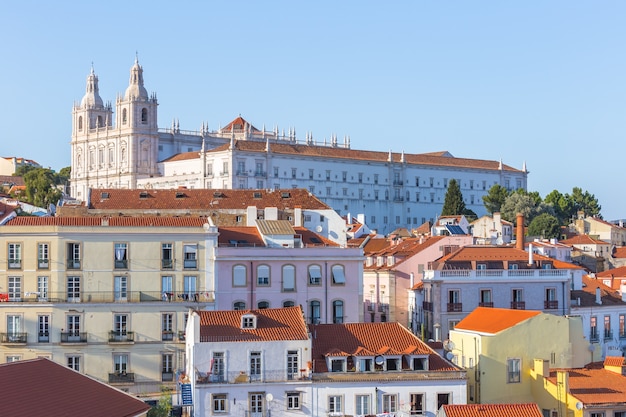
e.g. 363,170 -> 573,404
0,333 -> 27,344
38,332 -> 49,343
183,259 -> 197,269
422,301 -> 433,311
38,259 -> 49,269
254,171 -> 266,177
590,330 -> 599,342
447,303 -> 462,312
620,331 -> 626,340
236,171 -> 248,176
478,302 -> 494,308
161,259 -> 173,269
162,372 -> 174,382
108,372 -> 135,383
393,180 -> 404,186
8,259 -> 21,269
60,332 -> 88,343
0,290 -> 215,304
544,300 -> 559,310
114,259 -> 128,269
108,331 -> 135,343
162,331 -> 174,341
67,260 -> 81,269
424,269 -> 570,281
604,330 -> 613,340
510,301 -> 526,310
196,369 -> 310,384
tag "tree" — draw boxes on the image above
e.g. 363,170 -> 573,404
22,168 -> 62,208
567,187 -> 602,219
57,166 -> 71,184
147,387 -> 172,417
13,164 -> 37,177
500,192 -> 537,224
544,189 -> 574,224
527,213 -> 561,239
441,179 -> 466,216
482,184 -> 509,214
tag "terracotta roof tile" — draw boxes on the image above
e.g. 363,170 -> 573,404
454,307 -> 541,334
198,306 -> 309,342
441,403 -> 543,417
4,216 -> 208,227
0,358 -> 150,417
613,247 -> 626,259
547,362 -> 626,406
604,356 -> 625,367
560,235 -> 609,245
571,275 -> 626,306
310,322 -> 458,373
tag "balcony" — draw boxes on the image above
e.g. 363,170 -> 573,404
108,372 -> 135,384
422,301 -> 433,312
236,170 -> 248,176
60,332 -> 88,344
0,333 -> 27,344
478,302 -> 494,308
196,369 -> 309,384
393,180 -> 404,186
8,259 -> 21,269
114,259 -> 128,269
447,303 -> 463,312
254,171 -> 266,177
108,331 -> 135,344
423,269 -> 570,281
183,259 -> 197,269
590,329 -> 599,342
161,259 -> 173,269
67,259 -> 81,269
0,290 -> 214,304
38,332 -> 49,343
544,300 -> 559,310
510,301 -> 526,310
620,331 -> 626,340
38,259 -> 49,269
162,331 -> 174,341
162,372 -> 174,382
604,330 -> 613,340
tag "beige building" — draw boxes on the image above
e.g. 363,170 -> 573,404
0,216 -> 215,397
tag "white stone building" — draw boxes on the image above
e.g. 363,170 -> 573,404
70,60 -> 528,235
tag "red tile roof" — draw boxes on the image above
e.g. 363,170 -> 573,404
547,362 -> 626,406
604,356 -> 625,367
365,236 -> 446,270
221,115 -> 261,132
441,403 -> 543,417
560,235 -> 609,245
571,275 -> 626,307
310,322 -> 458,373
454,307 -> 541,334
198,306 -> 309,342
596,266 -> 626,278
86,188 -> 330,211
0,358 -> 150,417
437,246 -> 547,262
4,216 -> 209,227
613,247 -> 626,259
216,225 -> 337,247
210,140 -> 524,172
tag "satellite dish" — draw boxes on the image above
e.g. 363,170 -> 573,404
443,340 -> 456,352
445,352 -> 455,361
375,356 -> 385,365
575,402 -> 583,410
588,344 -> 596,352
316,225 -> 323,233
266,393 -> 274,402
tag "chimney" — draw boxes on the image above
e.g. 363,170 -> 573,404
534,359 -> 549,377
528,243 -> 534,265
516,213 -> 524,251
596,287 -> 603,305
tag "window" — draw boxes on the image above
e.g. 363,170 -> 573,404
258,301 -> 269,309
113,314 -> 128,341
287,350 -> 299,380
67,243 -> 81,269
308,264 -> 322,285
410,393 -> 424,415
331,359 -> 344,372
249,393 -> 264,416
291,168 -> 297,178
8,243 -> 22,269
237,161 -> 246,175
480,289 -> 492,306
233,301 -> 246,310
620,314 -> 626,338
162,353 -> 174,381
328,395 -> 343,414
38,315 -> 50,343
7,315 -> 22,341
8,277 -> 21,301
250,352 -> 262,380
212,352 -> 225,382
161,276 -> 173,301
507,358 -> 521,383
590,316 -> 598,341
114,276 -> 127,301
356,395 -> 371,415
183,244 -> 198,269
382,394 -> 397,413
38,243 -> 49,269
114,243 -> 128,269
511,288 -> 524,309
162,313 -> 173,341
257,265 -> 270,286
67,355 -> 81,372
437,393 -> 450,409
233,264 -> 247,287
141,108 -> 148,123
213,394 -> 227,413
333,300 -> 344,324
114,353 -> 129,374
161,243 -> 173,269
331,265 -> 346,284
310,300 -> 321,324
287,392 -> 301,410
66,314 -> 81,342
222,161 -> 229,175
183,276 -> 196,299
283,300 -> 295,307
590,413 -> 605,417
605,315 -> 612,339
374,174 -> 379,184
282,265 -> 295,292
242,315 -> 256,329
342,171 -> 347,182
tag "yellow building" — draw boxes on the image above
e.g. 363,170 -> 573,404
448,307 -> 592,405
0,216 -> 216,397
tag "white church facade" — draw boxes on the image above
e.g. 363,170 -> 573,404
70,59 -> 528,234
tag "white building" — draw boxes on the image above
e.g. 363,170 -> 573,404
70,60 -> 528,235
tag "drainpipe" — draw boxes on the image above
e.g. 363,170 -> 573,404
250,261 -> 254,309
324,262 -> 328,323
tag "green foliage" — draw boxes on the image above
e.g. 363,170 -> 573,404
22,168 -> 62,208
147,387 -> 172,417
500,192 -> 537,224
13,165 -> 37,177
544,190 -> 573,224
482,184 -> 510,215
527,213 -> 561,239
441,179 -> 466,216
568,187 -> 601,219
57,166 -> 71,184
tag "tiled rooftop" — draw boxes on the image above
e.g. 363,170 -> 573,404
560,235 -> 609,245
441,403 -> 543,417
547,361 -> 626,406
454,307 -> 541,334
4,216 -> 209,227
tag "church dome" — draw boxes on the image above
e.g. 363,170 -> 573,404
80,67 -> 104,108
124,58 -> 148,100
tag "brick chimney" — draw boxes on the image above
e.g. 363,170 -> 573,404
516,213 -> 524,251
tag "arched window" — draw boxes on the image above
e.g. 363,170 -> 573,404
282,265 -> 295,292
310,300 -> 321,324
233,301 -> 246,310
283,300 -> 295,308
78,116 -> 83,131
331,265 -> 346,284
122,108 -> 127,124
308,264 -> 322,285
233,264 -> 247,287
97,115 -> 103,128
256,265 -> 270,286
258,301 -> 269,309
333,300 -> 344,324
141,108 -> 148,124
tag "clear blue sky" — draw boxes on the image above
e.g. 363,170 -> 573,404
1,2 -> 625,219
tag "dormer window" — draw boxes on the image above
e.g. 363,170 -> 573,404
412,356 -> 428,371
241,314 -> 257,329
330,358 -> 345,372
